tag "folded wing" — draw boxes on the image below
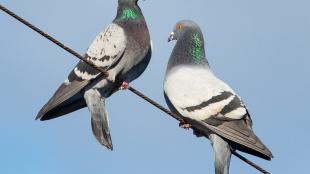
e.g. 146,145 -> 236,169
36,23 -> 126,120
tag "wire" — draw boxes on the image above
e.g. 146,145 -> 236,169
0,4 -> 270,174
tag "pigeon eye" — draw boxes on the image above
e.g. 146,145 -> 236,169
176,24 -> 183,30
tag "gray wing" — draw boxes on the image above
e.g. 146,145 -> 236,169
36,23 -> 127,121
202,113 -> 273,160
36,80 -> 89,120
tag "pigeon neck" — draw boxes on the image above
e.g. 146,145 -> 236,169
114,4 -> 143,23
167,32 -> 209,70
113,4 -> 150,53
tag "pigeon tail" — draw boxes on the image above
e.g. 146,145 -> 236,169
210,134 -> 232,174
84,89 -> 113,150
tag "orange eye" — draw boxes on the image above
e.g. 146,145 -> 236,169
176,23 -> 183,30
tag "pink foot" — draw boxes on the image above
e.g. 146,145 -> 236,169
179,122 -> 191,129
120,81 -> 129,90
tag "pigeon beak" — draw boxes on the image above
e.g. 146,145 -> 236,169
168,32 -> 176,42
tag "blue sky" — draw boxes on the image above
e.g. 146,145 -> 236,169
1,0 -> 309,173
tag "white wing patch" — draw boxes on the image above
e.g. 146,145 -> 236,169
224,107 -> 247,119
74,67 -> 98,80
64,78 -> 70,85
86,23 -> 126,68
185,95 -> 235,120
164,66 -> 245,121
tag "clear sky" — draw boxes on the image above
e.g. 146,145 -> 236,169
1,0 -> 309,173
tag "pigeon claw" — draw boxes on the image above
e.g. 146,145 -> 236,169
120,81 -> 129,90
179,122 -> 191,129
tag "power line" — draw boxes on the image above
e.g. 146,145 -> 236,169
0,4 -> 270,174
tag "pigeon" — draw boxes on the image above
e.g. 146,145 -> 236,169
164,20 -> 273,174
36,0 -> 152,150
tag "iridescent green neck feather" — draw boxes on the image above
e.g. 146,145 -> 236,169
119,8 -> 140,21
190,33 -> 204,64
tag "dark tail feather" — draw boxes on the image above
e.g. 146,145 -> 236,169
91,110 -> 113,150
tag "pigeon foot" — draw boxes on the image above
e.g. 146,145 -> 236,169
179,122 -> 191,129
120,81 -> 129,90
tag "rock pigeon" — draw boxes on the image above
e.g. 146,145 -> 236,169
36,0 -> 152,150
164,20 -> 273,174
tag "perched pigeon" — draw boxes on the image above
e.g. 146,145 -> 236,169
36,0 -> 152,150
164,20 -> 273,174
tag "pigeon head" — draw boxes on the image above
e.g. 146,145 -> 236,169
168,20 -> 202,42
168,20 -> 207,66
